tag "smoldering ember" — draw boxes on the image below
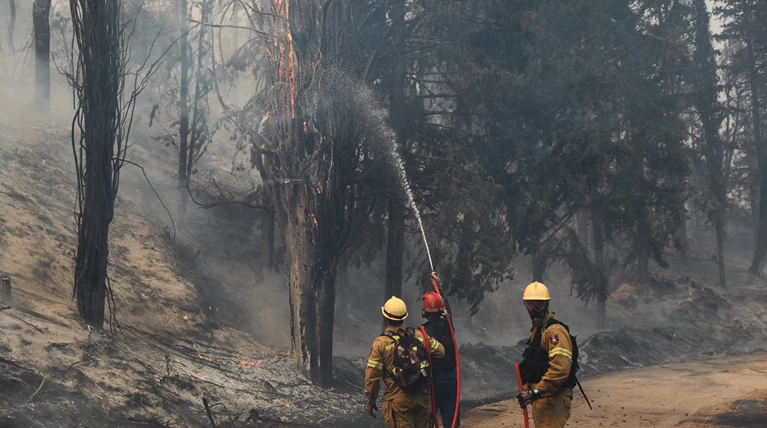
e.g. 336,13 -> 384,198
1,1 -> 767,427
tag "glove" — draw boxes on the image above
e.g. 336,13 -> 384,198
516,388 -> 541,408
367,402 -> 378,417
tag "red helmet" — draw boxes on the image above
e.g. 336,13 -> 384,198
422,291 -> 445,313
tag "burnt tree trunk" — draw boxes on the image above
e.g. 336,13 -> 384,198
283,206 -> 319,382
384,0 -> 407,302
592,212 -> 607,329
747,32 -> 767,276
315,256 -> 336,387
7,0 -> 15,50
70,0 -> 122,330
749,149 -> 759,247
187,0 -> 209,187
178,0 -> 191,216
33,0 -> 52,109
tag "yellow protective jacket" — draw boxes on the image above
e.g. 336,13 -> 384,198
527,313 -> 573,395
364,323 -> 445,404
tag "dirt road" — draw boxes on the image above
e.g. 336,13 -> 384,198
463,352 -> 767,427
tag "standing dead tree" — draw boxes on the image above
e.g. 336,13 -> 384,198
33,0 -> 52,109
7,0 -> 16,50
176,0 -> 213,218
67,0 -> 161,330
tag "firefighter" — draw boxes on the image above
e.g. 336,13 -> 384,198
517,281 -> 575,428
421,291 -> 460,427
365,296 -> 445,428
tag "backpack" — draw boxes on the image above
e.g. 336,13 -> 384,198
382,327 -> 432,390
549,320 -> 580,389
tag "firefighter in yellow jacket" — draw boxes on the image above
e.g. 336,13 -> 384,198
365,296 -> 445,428
517,282 -> 575,428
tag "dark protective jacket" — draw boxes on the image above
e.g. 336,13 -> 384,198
520,313 -> 576,394
422,298 -> 457,379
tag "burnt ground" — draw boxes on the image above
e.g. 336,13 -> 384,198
707,396 -> 767,427
2,109 -> 767,427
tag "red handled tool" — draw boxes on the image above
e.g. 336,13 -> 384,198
514,363 -> 530,428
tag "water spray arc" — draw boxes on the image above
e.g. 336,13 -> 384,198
386,145 -> 460,428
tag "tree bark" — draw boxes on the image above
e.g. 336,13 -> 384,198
178,0 -> 190,216
187,0 -> 209,187
283,202 -> 319,383
592,212 -> 607,329
70,0 -> 122,330
384,0 -> 407,302
7,0 -> 15,50
33,0 -> 52,109
746,32 -> 767,276
316,259 -> 336,388
749,148 -> 759,247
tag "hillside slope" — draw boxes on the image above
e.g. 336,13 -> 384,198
2,108 -> 767,427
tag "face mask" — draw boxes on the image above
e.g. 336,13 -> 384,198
528,306 -> 547,322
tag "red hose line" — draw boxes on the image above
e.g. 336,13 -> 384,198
420,326 -> 440,428
432,275 -> 460,428
514,363 -> 531,428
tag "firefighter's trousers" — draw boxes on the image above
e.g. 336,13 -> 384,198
382,389 -> 433,428
532,388 -> 573,428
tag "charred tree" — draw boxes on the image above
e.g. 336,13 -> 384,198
33,0 -> 52,109
7,0 -> 15,50
747,31 -> 767,276
68,0 -> 157,329
384,0 -> 407,302
178,0 -> 191,215
68,0 -> 123,329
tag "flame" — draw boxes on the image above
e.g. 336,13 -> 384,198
194,352 -> 264,369
313,217 -> 318,227
238,358 -> 263,368
195,352 -> 216,363
286,0 -> 295,119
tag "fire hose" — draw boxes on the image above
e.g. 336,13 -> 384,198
514,362 -> 531,428
426,272 -> 461,428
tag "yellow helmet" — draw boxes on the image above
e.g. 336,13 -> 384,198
382,296 -> 408,321
523,281 -> 551,301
